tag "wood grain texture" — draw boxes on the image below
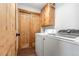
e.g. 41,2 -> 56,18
19,12 -> 30,49
41,9 -> 45,26
0,4 -> 16,56
41,4 -> 55,26
18,10 -> 41,48
6,4 -> 16,56
29,13 -> 40,48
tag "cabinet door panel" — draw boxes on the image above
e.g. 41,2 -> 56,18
41,4 -> 55,26
41,9 -> 45,26
49,7 -> 55,26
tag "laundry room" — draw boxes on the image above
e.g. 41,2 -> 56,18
1,2 -> 79,56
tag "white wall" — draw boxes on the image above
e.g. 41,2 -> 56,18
55,3 -> 79,31
17,3 -> 46,13
17,4 -> 40,13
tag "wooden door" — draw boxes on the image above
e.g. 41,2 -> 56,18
0,4 -> 7,55
6,4 -> 16,55
19,12 -> 30,49
30,13 -> 40,48
0,4 -> 16,55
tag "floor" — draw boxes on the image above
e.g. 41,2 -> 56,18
17,48 -> 36,56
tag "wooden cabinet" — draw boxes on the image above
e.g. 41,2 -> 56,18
41,8 -> 45,26
0,4 -> 16,56
41,4 -> 55,26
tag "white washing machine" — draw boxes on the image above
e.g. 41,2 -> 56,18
35,29 -> 79,56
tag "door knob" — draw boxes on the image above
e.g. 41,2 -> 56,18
16,33 -> 20,36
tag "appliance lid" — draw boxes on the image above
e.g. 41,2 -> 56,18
57,29 -> 79,38
58,29 -> 79,35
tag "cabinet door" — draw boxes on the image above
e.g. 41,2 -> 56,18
41,4 -> 55,26
41,9 -> 45,26
44,4 -> 50,26
49,7 -> 55,26
44,36 -> 59,56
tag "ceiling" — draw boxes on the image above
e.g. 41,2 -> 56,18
17,3 -> 46,13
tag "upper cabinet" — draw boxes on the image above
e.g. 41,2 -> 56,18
41,3 -> 55,26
